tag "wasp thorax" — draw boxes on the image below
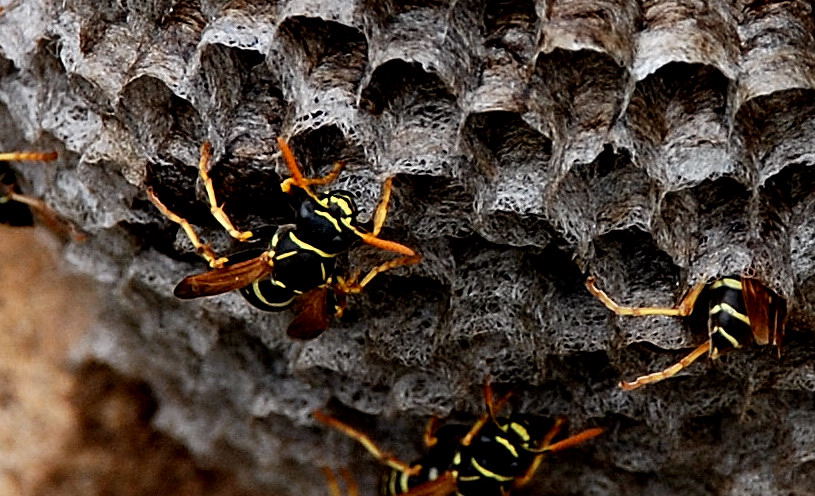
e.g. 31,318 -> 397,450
295,190 -> 361,253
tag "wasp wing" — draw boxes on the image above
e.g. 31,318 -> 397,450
397,472 -> 458,496
174,254 -> 273,299
286,286 -> 332,340
742,278 -> 787,349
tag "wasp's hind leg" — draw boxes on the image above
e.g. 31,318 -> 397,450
619,340 -> 710,390
197,141 -> 253,241
146,187 -> 228,268
585,276 -> 706,317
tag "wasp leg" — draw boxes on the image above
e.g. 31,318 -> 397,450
423,416 -> 442,447
146,187 -> 228,268
338,254 -> 422,296
322,467 -> 343,496
321,467 -> 359,496
371,176 -> 396,236
619,340 -> 711,390
5,191 -> 86,241
196,141 -> 253,241
313,410 -> 420,476
586,276 -> 706,317
461,383 -> 513,447
514,423 -> 605,489
0,151 -> 58,162
277,137 -> 346,198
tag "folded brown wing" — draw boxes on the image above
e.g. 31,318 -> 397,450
286,287 -> 331,340
742,278 -> 787,349
174,254 -> 273,299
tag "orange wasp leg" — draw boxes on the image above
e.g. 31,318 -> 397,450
619,340 -> 711,390
514,419 -> 605,489
321,467 -> 360,496
585,276 -> 706,317
146,187 -> 228,268
423,416 -> 442,448
197,141 -> 253,241
313,410 -> 421,476
461,383 -> 513,447
277,137 -> 346,200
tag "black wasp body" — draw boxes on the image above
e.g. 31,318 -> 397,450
586,274 -> 787,390
315,385 -> 604,496
233,190 -> 360,312
148,139 -> 419,339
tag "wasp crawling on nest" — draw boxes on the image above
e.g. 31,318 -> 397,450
147,138 -> 420,339
586,275 -> 787,390
314,383 -> 604,495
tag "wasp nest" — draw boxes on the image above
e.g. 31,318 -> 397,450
1,0 -> 815,494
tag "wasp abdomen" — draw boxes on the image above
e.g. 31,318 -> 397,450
707,277 -> 752,358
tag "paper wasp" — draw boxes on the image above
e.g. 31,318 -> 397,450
314,383 -> 604,496
586,275 -> 787,390
0,151 -> 85,238
146,139 -> 420,339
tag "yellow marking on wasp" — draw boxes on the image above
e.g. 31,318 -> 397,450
320,262 -> 326,281
272,278 -> 287,288
290,232 -> 338,258
458,475 -> 480,482
399,471 -> 410,493
453,452 -> 461,466
710,303 -> 751,325
711,278 -> 743,291
470,458 -> 514,481
314,209 -> 342,232
330,196 -> 353,215
509,422 -> 530,442
713,326 -> 742,349
251,281 -> 293,308
494,436 -> 519,458
274,251 -> 298,260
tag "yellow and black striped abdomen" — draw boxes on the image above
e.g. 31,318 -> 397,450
707,277 -> 752,359
238,229 -> 337,311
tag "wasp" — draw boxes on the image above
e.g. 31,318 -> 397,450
0,151 -> 85,238
146,139 -> 420,339
314,383 -> 604,496
586,275 -> 787,390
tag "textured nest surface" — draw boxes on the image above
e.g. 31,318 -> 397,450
2,0 -> 815,494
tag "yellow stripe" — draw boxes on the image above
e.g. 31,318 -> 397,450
399,471 -> 409,494
709,303 -> 750,325
509,422 -> 530,442
713,326 -> 742,349
458,475 -> 480,481
329,196 -> 353,215
251,281 -> 293,308
274,251 -> 298,260
314,209 -> 343,232
470,458 -> 514,482
710,278 -> 743,291
494,436 -> 519,458
289,233 -> 337,258
453,452 -> 461,466
320,262 -> 326,281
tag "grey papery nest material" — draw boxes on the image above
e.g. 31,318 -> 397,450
1,1 -> 815,494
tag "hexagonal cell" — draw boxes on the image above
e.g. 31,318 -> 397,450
530,48 -> 628,166
626,62 -> 734,190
